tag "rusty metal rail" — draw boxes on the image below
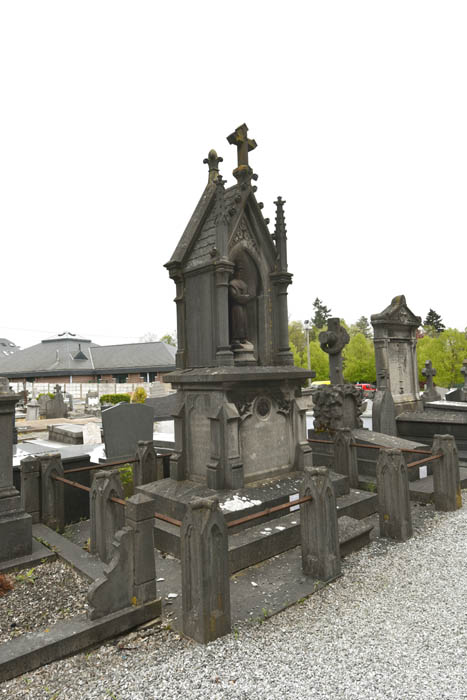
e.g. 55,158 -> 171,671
152,495 -> 314,530
51,474 -> 126,505
406,453 -> 441,469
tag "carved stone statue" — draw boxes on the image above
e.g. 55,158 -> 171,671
229,276 -> 250,345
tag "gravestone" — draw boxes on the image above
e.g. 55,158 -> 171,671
313,317 -> 364,431
85,390 -> 100,412
46,385 -> 68,419
371,295 -> 422,416
26,398 -> 40,421
82,422 -> 102,444
155,124 -> 312,489
421,360 -> 441,404
372,368 -> 397,435
38,394 -> 48,417
0,377 -> 32,561
445,360 -> 467,402
102,403 -> 154,459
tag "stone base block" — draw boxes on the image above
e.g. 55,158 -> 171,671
0,510 -> 32,562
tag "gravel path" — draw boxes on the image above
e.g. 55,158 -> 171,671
2,499 -> 467,699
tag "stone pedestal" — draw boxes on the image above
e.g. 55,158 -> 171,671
0,380 -> 32,561
165,365 -> 312,490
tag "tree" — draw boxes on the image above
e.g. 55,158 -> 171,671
288,321 -> 306,354
159,333 -> 176,346
350,316 -> 372,339
139,331 -> 158,342
423,309 -> 445,336
311,298 -> 332,330
342,334 -> 376,384
417,329 -> 467,387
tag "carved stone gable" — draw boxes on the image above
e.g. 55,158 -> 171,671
229,217 -> 258,254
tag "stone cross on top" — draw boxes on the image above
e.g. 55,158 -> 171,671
319,318 -> 350,385
227,124 -> 257,185
422,360 -> 436,391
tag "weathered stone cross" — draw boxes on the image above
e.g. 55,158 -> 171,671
227,123 -> 257,169
319,318 -> 350,385
422,360 -> 437,392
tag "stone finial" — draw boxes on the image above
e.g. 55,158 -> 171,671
227,123 -> 257,185
273,196 -> 288,271
203,149 -> 223,184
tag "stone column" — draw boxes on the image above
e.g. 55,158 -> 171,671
20,456 -> 41,523
270,271 -> 294,366
134,440 -> 158,486
300,466 -> 341,581
90,469 -> 125,563
40,453 -> 65,532
432,434 -> 462,512
207,402 -> 243,490
333,428 -> 359,488
376,448 -> 413,541
169,396 -> 186,481
125,493 -> 158,603
181,497 -> 231,644
166,264 -> 185,369
214,258 -> 235,366
0,378 -> 32,561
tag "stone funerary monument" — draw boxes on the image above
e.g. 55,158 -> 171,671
162,124 -> 312,490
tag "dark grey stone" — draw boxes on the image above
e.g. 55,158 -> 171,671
48,423 -> 83,444
432,434 -> 462,511
376,448 -> 413,541
102,402 -> 154,459
333,428 -> 359,488
313,384 -> 364,431
90,470 -> 125,563
300,466 -> 341,581
181,497 -> 231,643
372,388 -> 397,435
319,317 -> 349,385
40,453 -> 65,532
145,392 -> 179,421
134,440 -> 159,486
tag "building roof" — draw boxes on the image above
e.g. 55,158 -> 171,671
0,332 -> 176,378
0,338 -> 20,358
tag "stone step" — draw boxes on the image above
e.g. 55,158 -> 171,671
154,510 -> 373,574
153,485 -> 377,572
139,470 -> 351,535
358,466 -> 467,504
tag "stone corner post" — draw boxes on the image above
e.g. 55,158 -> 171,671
134,440 -> 158,486
40,453 -> 65,532
376,448 -> 413,541
432,434 -> 462,512
333,428 -> 359,488
300,466 -> 341,581
181,496 -> 231,643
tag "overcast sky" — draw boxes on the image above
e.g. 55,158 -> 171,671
2,1 -> 466,349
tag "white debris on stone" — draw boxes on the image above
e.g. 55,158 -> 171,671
220,494 -> 261,512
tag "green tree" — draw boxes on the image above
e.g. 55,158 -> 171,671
311,298 -> 332,330
290,340 -> 306,369
423,309 -> 445,336
417,329 -> 467,387
288,321 -> 306,354
309,340 -> 330,380
342,333 -> 376,384
350,316 -> 372,339
159,333 -> 176,346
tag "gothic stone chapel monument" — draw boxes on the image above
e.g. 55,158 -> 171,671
163,124 -> 312,491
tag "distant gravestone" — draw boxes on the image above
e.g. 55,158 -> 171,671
46,385 -> 68,419
45,386 -> 67,419
372,369 -> 397,436
38,394 -> 48,417
85,390 -> 100,411
82,422 -> 102,444
102,403 -> 154,459
26,399 -> 40,421
421,360 -> 441,404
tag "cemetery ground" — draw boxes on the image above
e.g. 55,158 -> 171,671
1,493 -> 467,699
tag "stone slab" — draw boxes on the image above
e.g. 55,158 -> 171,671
102,403 -> 154,460
425,401 -> 467,412
0,600 -> 162,683
165,365 -> 313,386
47,423 -> 84,444
0,537 -> 55,574
0,510 -> 32,562
32,524 -> 105,582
